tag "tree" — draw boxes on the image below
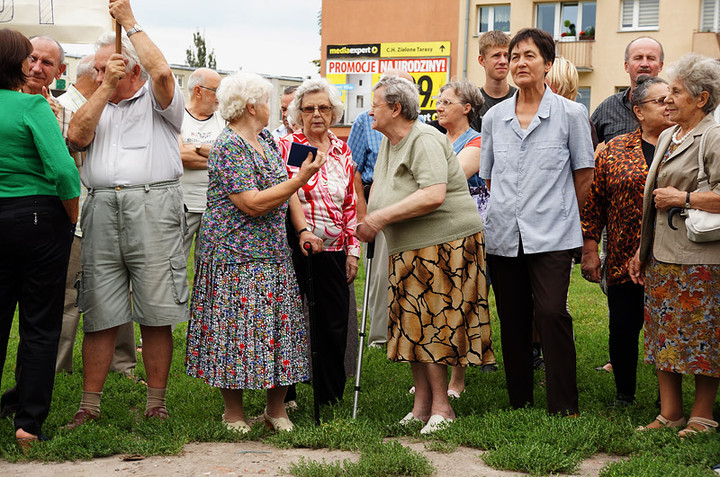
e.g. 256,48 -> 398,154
186,30 -> 217,69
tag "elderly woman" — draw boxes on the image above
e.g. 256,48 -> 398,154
629,54 -> 720,436
357,76 -> 488,434
279,78 -> 360,406
185,72 -> 325,433
436,80 -> 496,395
0,29 -> 80,449
582,75 -> 673,407
480,28 -> 595,416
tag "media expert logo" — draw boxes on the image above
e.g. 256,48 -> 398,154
327,44 -> 380,58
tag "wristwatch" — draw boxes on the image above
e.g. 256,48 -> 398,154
685,191 -> 692,209
126,24 -> 143,37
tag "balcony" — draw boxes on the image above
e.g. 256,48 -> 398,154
692,32 -> 720,59
555,39 -> 594,72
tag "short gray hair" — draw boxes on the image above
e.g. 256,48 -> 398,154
288,78 -> 344,129
187,68 -> 212,93
96,31 -> 148,81
439,80 -> 484,124
29,35 -> 65,64
667,53 -> 720,114
76,54 -> 96,80
216,72 -> 272,122
372,76 -> 419,121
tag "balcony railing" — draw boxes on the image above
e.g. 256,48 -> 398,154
555,39 -> 593,72
692,32 -> 720,58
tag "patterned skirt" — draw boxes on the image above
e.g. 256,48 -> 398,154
644,256 -> 720,377
386,231 -> 491,366
185,255 -> 310,389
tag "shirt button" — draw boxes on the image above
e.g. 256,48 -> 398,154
658,219 -> 664,226
661,172 -> 667,177
518,192 -> 523,197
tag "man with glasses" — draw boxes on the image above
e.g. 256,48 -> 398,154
179,68 -> 224,265
591,37 -> 664,146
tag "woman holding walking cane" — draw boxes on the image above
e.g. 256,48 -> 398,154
356,75 -> 490,434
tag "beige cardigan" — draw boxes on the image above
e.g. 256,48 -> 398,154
639,114 -> 720,264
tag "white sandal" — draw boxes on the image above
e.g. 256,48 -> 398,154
636,414 -> 686,431
679,416 -> 718,438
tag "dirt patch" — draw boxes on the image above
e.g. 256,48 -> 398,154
0,440 -> 624,476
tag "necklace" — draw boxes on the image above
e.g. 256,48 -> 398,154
671,126 -> 697,145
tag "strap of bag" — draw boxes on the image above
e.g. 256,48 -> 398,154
697,124 -> 720,191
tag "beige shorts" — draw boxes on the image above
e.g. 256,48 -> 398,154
79,181 -> 189,332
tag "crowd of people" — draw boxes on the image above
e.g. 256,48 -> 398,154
2,0 -> 720,451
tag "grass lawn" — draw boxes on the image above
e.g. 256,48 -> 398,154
1,257 -> 720,476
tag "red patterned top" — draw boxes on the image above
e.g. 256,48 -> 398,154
279,130 -> 360,258
581,128 -> 648,286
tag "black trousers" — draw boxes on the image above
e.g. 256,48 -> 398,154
291,249 -> 349,405
488,249 -> 579,415
0,196 -> 73,435
607,281 -> 645,400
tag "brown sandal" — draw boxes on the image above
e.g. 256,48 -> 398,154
144,406 -> 169,420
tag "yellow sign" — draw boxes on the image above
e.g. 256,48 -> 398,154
380,42 -> 451,58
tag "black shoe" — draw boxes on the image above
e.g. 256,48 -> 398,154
531,344 -> 545,370
0,386 -> 20,419
479,364 -> 498,373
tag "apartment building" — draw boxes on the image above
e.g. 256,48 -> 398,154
322,0 -> 720,134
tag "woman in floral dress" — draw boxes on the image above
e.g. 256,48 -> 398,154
186,72 -> 325,433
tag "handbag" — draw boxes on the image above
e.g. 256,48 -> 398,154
682,124 -> 720,242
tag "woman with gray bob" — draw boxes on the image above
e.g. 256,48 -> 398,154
357,75 -> 490,434
630,53 -> 720,436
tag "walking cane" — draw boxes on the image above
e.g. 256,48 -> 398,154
302,242 -> 321,425
352,240 -> 375,419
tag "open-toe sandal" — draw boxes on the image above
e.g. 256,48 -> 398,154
636,414 -> 686,431
679,416 -> 718,438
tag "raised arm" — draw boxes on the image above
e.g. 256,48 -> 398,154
110,0 -> 175,108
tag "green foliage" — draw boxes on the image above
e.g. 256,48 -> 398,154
185,30 -> 217,69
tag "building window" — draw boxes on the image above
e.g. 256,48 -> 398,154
576,87 -> 591,112
701,0 -> 720,32
478,4 -> 511,33
536,2 -> 596,40
175,74 -> 184,88
620,0 -> 659,30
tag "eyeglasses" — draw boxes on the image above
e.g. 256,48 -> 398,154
436,99 -> 464,108
639,96 -> 666,105
370,102 -> 388,111
300,105 -> 332,114
198,85 -> 217,92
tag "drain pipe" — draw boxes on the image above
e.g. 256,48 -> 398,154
463,0 -> 471,78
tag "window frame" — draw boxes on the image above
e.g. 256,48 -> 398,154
701,0 -> 720,32
619,0 -> 660,32
535,2 -> 596,41
478,4 -> 511,34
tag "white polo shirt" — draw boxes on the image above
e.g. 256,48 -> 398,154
81,79 -> 185,188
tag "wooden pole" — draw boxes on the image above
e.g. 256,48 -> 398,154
114,20 -> 122,54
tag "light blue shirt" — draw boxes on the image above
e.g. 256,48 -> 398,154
479,86 -> 595,257
347,110 -> 383,183
452,127 -> 483,189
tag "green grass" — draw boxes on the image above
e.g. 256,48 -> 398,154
2,257 -> 720,476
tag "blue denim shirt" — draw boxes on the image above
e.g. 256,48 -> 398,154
347,110 -> 383,184
479,86 -> 595,257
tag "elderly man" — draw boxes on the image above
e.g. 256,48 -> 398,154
65,0 -> 188,427
272,85 -> 297,139
22,36 -> 66,97
55,54 -> 137,375
179,68 -> 224,263
591,37 -> 664,145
